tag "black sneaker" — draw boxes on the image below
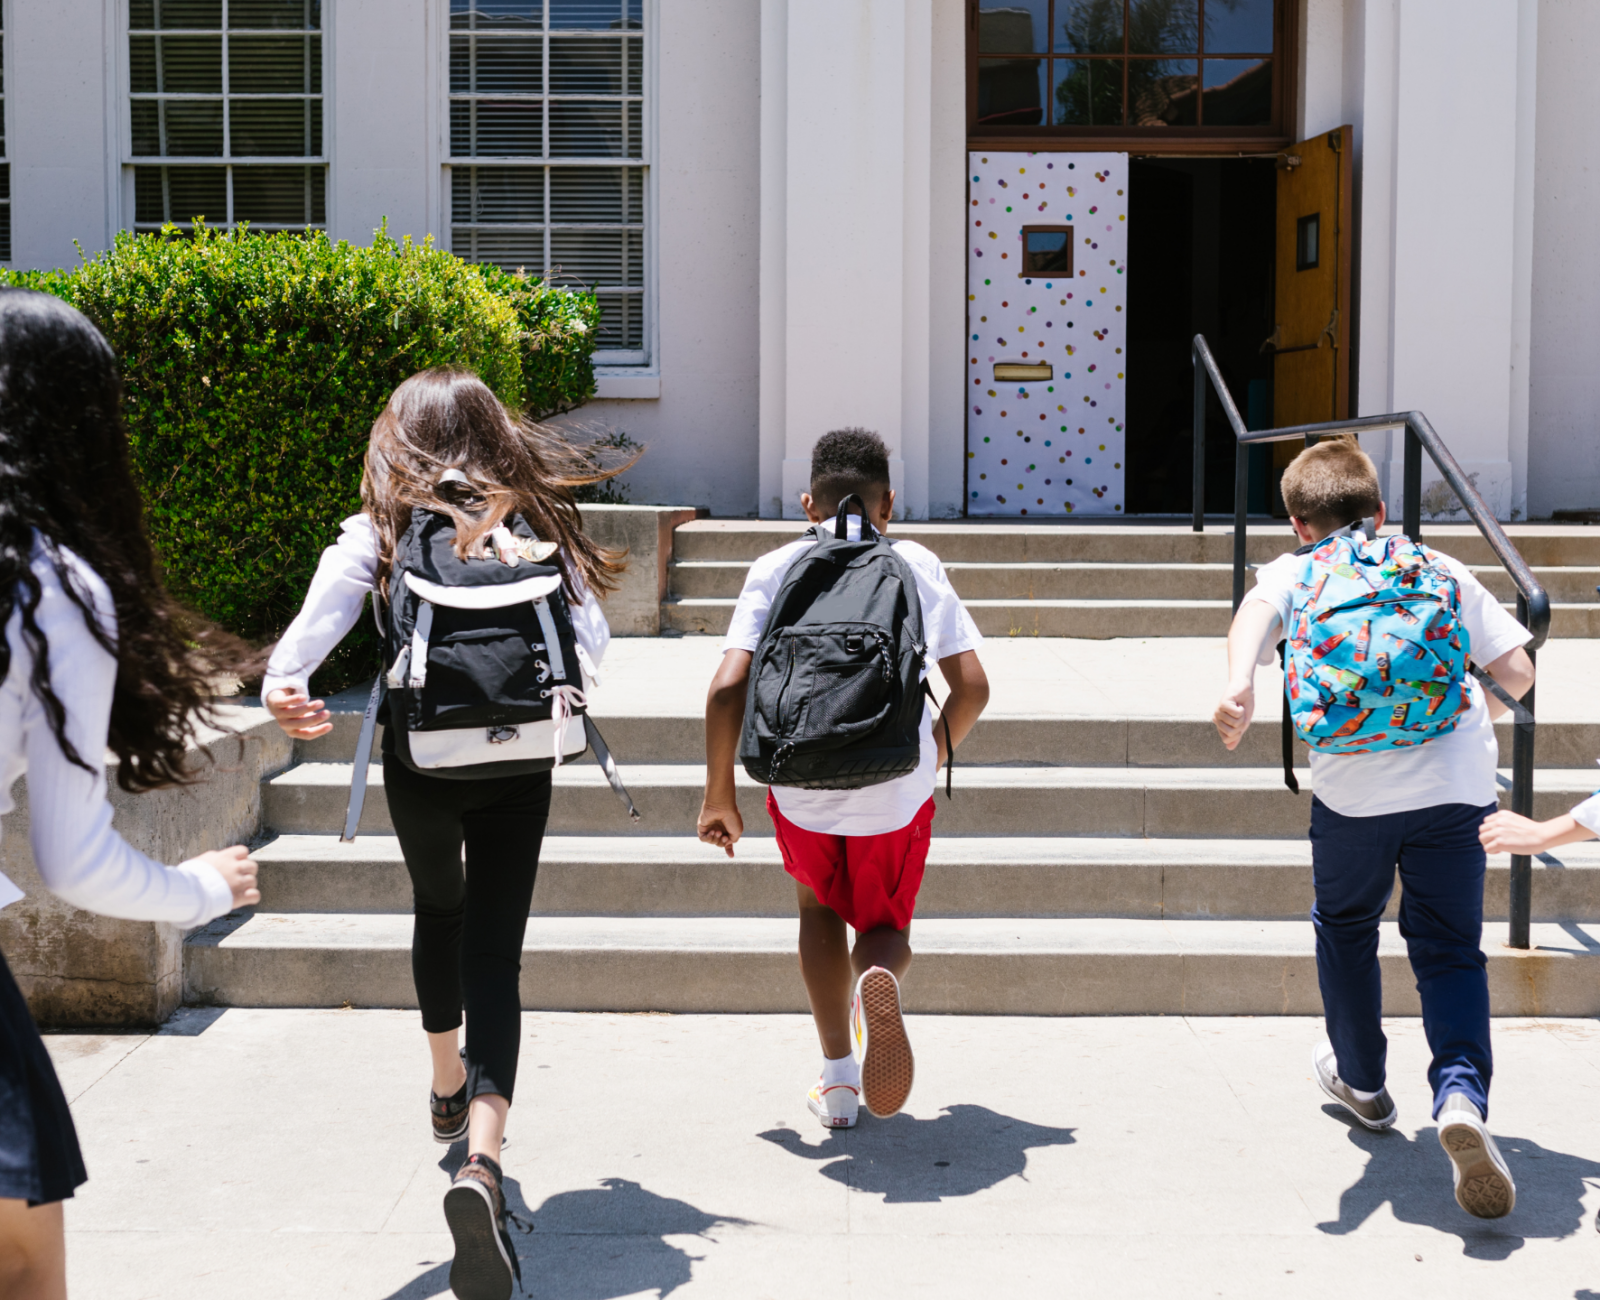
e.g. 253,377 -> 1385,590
432,1052 -> 470,1144
443,1153 -> 526,1300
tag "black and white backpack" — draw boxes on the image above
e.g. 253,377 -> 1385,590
340,501 -> 637,839
738,495 -> 951,793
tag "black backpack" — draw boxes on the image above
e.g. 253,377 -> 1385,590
340,504 -> 637,840
739,495 -> 950,792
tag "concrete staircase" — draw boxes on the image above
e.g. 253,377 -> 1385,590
662,521 -> 1600,638
187,522 -> 1600,1017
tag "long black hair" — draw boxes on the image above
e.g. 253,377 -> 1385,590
0,289 -> 252,792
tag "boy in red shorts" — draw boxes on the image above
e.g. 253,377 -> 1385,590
697,429 -> 989,1126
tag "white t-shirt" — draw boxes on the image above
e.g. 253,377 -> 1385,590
1243,545 -> 1531,818
723,519 -> 983,836
1572,784 -> 1600,837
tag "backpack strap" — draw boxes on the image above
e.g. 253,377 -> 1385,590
341,674 -> 385,843
1470,664 -> 1535,730
584,715 -> 641,822
1279,639 -> 1300,795
923,678 -> 954,799
533,597 -> 567,681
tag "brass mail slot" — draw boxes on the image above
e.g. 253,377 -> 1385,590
994,362 -> 1052,382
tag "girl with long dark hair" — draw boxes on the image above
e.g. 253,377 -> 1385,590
262,368 -> 628,1300
0,290 -> 260,1300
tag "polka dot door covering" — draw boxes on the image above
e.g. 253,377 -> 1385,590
966,151 -> 1129,515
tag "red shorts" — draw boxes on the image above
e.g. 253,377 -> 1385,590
767,791 -> 936,933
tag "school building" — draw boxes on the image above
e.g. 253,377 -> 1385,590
5,0 -> 1596,521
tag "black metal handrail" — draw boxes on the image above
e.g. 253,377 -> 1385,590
1191,334 -> 1552,949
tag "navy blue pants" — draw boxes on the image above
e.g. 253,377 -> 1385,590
1310,798 -> 1496,1119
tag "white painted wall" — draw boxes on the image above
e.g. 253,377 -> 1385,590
10,0 -> 117,269
563,0 -> 761,515
329,0 -> 436,247
1526,0 -> 1600,518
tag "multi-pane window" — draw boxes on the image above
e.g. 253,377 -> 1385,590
0,16 -> 9,262
976,0 -> 1278,131
129,1 -> 325,233
449,0 -> 647,362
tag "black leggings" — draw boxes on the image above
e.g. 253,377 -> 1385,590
383,755 -> 552,1105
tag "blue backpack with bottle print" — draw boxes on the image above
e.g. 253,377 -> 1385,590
1280,530 -> 1471,786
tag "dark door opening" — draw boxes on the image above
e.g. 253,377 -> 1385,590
1124,157 -> 1277,515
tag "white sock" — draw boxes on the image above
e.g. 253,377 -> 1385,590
1349,1085 -> 1382,1102
822,1052 -> 859,1087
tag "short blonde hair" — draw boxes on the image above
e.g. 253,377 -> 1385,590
1280,436 -> 1382,531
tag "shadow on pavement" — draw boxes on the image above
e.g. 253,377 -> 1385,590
384,1170 -> 751,1300
757,1102 -> 1076,1203
1316,1107 -> 1600,1259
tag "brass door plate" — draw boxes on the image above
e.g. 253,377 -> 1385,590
994,362 -> 1053,382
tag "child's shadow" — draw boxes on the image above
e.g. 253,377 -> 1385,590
758,1103 -> 1076,1203
384,1157 -> 751,1300
1316,1108 -> 1600,1260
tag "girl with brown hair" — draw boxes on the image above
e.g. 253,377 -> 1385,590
262,367 -> 627,1300
0,289 -> 260,1300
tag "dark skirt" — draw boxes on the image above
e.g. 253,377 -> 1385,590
0,945 -> 86,1205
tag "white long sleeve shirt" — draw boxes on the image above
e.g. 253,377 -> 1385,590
0,537 -> 234,926
261,512 -> 611,702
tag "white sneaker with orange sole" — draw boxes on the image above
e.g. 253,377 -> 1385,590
807,1075 -> 860,1129
853,966 -> 914,1118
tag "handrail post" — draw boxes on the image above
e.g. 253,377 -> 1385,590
1403,420 -> 1422,543
1192,342 -> 1206,532
1508,595 -> 1536,949
1232,442 -> 1248,611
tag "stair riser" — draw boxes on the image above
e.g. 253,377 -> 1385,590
299,713 -> 1600,770
662,600 -> 1600,639
669,563 -> 1600,604
263,778 -> 1582,839
252,856 -> 1600,923
672,528 -> 1600,568
184,944 -> 1600,1015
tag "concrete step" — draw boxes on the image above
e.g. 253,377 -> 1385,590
184,912 -> 1600,1016
671,520 -> 1600,567
262,761 -> 1600,839
253,833 -> 1600,923
668,559 -> 1600,604
661,595 -> 1600,639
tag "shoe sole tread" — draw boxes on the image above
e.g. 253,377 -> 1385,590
859,970 -> 914,1119
1440,1121 -> 1515,1219
444,1181 -> 515,1300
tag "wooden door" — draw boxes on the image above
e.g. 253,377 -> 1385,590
1269,126 -> 1353,502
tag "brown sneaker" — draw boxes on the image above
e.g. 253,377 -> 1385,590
443,1153 -> 524,1300
1438,1093 -> 1516,1219
1312,1039 -> 1397,1130
431,1051 -> 469,1144
853,967 -> 914,1119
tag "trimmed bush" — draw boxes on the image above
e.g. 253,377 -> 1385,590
6,224 -> 601,688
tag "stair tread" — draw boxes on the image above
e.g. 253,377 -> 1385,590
193,912 -> 1600,956
267,762 -> 1600,794
249,832 -> 1600,868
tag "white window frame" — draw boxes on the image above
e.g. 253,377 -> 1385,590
439,0 -> 657,372
115,0 -> 331,235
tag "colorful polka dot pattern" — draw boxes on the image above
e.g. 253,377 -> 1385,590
966,150 -> 1128,516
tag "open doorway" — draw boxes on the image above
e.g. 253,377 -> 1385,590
1124,157 -> 1277,515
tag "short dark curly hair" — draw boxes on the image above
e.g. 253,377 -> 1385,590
809,427 -> 891,515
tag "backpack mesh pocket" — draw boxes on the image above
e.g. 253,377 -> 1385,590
801,658 -> 893,738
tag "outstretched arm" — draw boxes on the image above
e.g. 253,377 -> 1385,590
698,650 -> 752,856
1214,600 -> 1282,751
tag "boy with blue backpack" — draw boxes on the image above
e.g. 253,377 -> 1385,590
1213,438 -> 1535,1219
697,428 -> 989,1127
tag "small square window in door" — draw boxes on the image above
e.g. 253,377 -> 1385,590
1296,213 -> 1320,271
1020,225 -> 1073,278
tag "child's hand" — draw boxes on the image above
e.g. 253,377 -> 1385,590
1213,680 -> 1255,750
697,800 -> 744,857
198,845 -> 260,909
266,688 -> 333,740
1480,810 -> 1561,855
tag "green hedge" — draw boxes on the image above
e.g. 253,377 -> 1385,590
6,224 -> 602,689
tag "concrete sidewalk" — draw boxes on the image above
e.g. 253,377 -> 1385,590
47,1010 -> 1600,1299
